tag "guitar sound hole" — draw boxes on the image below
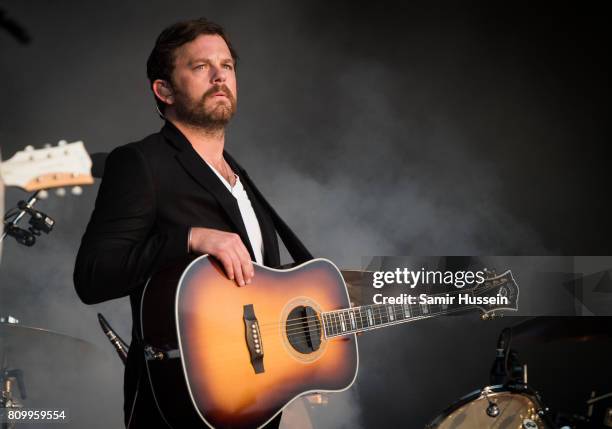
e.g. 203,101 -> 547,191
286,306 -> 321,354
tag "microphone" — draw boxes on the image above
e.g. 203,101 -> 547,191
97,313 -> 129,364
17,201 -> 54,234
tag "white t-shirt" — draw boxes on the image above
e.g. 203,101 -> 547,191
204,160 -> 264,265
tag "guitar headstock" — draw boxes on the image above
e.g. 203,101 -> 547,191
0,141 -> 93,192
473,270 -> 519,318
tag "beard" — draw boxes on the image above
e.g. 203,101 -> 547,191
173,84 -> 237,131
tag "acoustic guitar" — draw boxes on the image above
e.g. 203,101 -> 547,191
141,255 -> 518,429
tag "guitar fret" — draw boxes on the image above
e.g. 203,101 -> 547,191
387,305 -> 394,321
394,304 -> 403,320
322,313 -> 328,335
349,310 -> 356,330
344,311 -> 350,331
420,302 -> 429,315
412,303 -> 420,317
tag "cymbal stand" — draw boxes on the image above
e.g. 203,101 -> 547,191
0,353 -> 27,429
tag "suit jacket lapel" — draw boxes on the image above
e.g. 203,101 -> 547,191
161,122 -> 255,261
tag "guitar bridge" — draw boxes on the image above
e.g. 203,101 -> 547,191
243,304 -> 264,374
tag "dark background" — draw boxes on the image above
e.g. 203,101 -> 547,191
1,1 -> 610,428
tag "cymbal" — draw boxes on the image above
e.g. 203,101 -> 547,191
0,322 -> 115,427
0,322 -> 99,377
0,322 -> 96,357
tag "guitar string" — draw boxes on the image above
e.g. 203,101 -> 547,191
210,309 -> 482,355
276,297 -> 504,334
278,302 -> 455,332
268,307 -> 498,349
263,295 -> 492,334
208,306 -> 478,351
191,304 -> 497,355
268,309 -> 496,342
256,284 -> 502,329
263,306 -> 398,333
203,310 -> 371,350
264,304 -> 439,331
260,290 -> 496,334
259,303 -> 432,328
188,312 -> 460,355
270,305 -> 444,336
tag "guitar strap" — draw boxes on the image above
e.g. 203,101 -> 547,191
239,170 -> 314,265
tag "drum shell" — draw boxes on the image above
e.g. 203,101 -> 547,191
427,384 -> 553,429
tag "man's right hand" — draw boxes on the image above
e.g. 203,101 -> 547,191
189,227 -> 254,286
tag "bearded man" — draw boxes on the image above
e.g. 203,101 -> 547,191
74,17 -> 312,429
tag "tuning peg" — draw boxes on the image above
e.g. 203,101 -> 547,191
44,143 -> 52,148
55,187 -> 66,197
71,186 -> 83,196
25,145 -> 34,151
58,140 -> 67,146
483,268 -> 498,278
38,190 -> 49,199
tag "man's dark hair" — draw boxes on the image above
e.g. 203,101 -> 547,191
146,17 -> 239,114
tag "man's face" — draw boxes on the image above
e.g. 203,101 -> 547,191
168,34 -> 237,129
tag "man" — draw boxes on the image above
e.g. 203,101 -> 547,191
74,18 -> 312,428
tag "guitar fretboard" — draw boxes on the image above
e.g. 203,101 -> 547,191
322,289 -> 477,337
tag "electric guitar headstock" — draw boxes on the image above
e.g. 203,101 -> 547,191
0,141 -> 93,193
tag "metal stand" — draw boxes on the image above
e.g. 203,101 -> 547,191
0,351 -> 26,429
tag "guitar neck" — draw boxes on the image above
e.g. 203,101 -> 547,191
322,289 -> 482,337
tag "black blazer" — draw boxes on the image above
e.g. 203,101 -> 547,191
74,121 -> 282,304
73,121 -> 293,427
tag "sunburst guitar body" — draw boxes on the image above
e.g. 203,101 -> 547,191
141,255 -> 519,428
140,255 -> 358,429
